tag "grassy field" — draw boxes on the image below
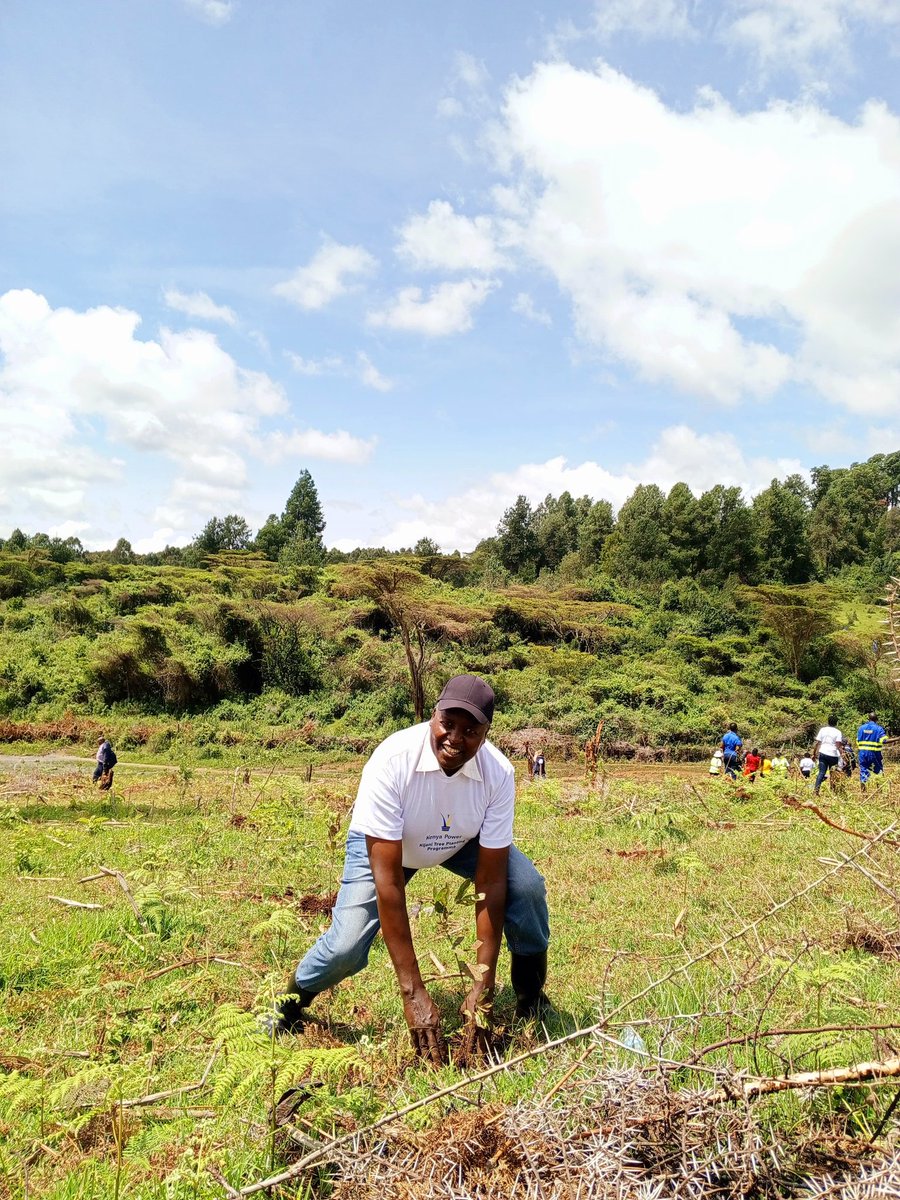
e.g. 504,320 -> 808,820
1,754 -> 899,1198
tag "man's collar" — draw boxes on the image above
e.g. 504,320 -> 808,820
416,728 -> 483,781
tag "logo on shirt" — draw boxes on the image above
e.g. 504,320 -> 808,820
440,812 -> 451,832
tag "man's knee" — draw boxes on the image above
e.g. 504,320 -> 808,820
509,862 -> 547,910
296,924 -> 375,992
505,851 -> 550,948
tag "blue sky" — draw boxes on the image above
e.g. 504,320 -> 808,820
2,0 -> 899,552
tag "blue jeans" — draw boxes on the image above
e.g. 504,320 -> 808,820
814,753 -> 839,794
294,832 -> 550,995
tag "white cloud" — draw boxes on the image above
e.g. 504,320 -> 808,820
396,200 -> 506,272
183,0 -> 235,25
286,352 -> 344,377
163,287 -> 237,326
274,240 -> 377,311
261,429 -> 377,465
436,51 -> 492,120
132,527 -> 184,554
374,426 -> 806,551
592,0 -> 694,40
454,52 -> 490,93
48,519 -> 90,540
356,351 -> 394,392
367,278 -> 498,337
588,0 -> 900,75
724,0 -> 900,76
286,349 -> 393,391
631,425 -> 806,495
489,61 -> 900,411
437,97 -> 465,119
0,289 -> 371,538
512,292 -> 552,326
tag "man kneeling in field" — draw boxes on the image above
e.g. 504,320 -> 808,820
265,674 -> 551,1064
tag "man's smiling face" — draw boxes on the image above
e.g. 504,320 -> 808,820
429,707 -> 489,775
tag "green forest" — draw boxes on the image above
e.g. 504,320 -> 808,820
1,454 -> 899,762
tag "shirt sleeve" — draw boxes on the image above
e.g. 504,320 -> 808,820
477,767 -> 515,849
350,752 -> 405,841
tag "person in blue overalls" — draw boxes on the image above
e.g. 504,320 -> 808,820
856,712 -> 887,791
719,723 -> 743,779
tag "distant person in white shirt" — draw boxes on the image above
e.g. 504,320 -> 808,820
813,717 -> 844,796
263,675 -> 550,1064
798,753 -> 815,779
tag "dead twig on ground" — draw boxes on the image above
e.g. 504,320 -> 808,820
97,865 -> 149,932
782,796 -> 900,847
141,955 -> 247,981
600,827 -> 897,1029
120,1049 -> 219,1109
691,1022 -> 900,1061
835,853 -> 900,904
224,830 -> 896,1198
709,1056 -> 900,1103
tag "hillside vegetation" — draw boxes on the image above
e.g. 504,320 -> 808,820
2,450 -> 898,763
0,551 -> 895,766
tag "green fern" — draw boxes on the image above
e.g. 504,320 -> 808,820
208,1002 -> 360,1109
0,1070 -> 43,1117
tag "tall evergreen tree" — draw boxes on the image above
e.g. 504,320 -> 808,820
808,453 -> 900,574
256,469 -> 326,562
601,484 -> 669,584
577,499 -> 615,569
696,485 -> 758,582
534,491 -> 580,571
662,483 -> 704,577
496,495 -> 539,579
751,477 -> 813,584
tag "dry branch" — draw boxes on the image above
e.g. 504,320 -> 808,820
710,1056 -> 900,1103
142,955 -> 247,981
692,1021 -> 900,1061
120,1049 -> 219,1109
781,796 -> 900,847
97,865 -> 149,931
48,895 -> 104,910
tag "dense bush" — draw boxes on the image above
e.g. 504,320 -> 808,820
0,544 -> 895,758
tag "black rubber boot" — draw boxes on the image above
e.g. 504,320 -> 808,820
260,980 -> 317,1038
510,951 -> 551,1020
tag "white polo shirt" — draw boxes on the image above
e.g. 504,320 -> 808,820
348,722 -> 516,869
816,726 -> 843,757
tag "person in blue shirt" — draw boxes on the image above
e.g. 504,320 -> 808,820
856,713 -> 887,791
719,723 -> 743,779
92,737 -> 117,789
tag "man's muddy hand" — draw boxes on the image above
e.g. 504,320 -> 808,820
402,986 -> 447,1066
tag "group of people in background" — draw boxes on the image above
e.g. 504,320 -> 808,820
711,714 -> 889,793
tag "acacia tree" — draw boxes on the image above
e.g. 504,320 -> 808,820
332,565 -> 473,720
747,585 -> 836,679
